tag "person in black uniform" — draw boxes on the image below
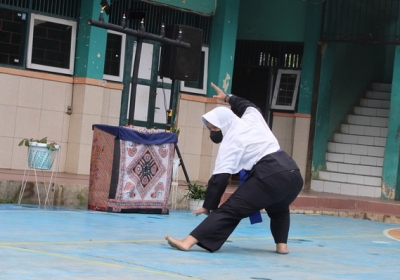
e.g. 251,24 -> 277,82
165,82 -> 303,253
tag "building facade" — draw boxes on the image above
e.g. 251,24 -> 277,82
1,0 -> 399,200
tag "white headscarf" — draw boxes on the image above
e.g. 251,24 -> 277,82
202,106 -> 280,174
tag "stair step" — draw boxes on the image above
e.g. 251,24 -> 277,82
326,152 -> 384,166
326,161 -> 382,176
317,83 -> 390,198
372,83 -> 391,92
333,133 -> 386,147
311,179 -> 381,198
353,107 -> 389,117
365,90 -> 391,100
340,124 -> 388,137
346,114 -> 388,127
327,142 -> 384,157
318,170 -> 381,187
360,98 -> 390,109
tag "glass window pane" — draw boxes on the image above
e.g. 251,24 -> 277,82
0,8 -> 27,66
276,73 -> 297,106
27,14 -> 76,75
271,69 -> 301,111
31,19 -> 71,69
104,33 -> 122,76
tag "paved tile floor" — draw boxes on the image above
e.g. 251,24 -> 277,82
1,204 -> 400,280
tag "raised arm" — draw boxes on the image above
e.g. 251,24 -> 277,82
210,82 -> 261,117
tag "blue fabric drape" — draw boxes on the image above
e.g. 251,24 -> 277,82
93,124 -> 178,145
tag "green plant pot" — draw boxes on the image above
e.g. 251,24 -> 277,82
27,143 -> 58,170
188,199 -> 204,211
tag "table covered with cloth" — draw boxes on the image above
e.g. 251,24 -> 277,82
89,124 -> 178,214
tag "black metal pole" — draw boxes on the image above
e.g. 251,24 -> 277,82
88,19 -> 190,49
174,143 -> 190,184
128,37 -> 143,125
165,79 -> 175,132
165,79 -> 190,183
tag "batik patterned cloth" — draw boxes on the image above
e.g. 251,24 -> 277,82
89,125 -> 178,214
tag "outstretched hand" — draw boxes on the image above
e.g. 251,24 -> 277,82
210,82 -> 227,102
192,207 -> 209,216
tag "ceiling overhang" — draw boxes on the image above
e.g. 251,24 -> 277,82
140,0 -> 216,16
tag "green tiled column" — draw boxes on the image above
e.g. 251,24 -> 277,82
207,0 -> 240,95
382,46 -> 400,200
74,0 -> 108,79
297,2 -> 323,114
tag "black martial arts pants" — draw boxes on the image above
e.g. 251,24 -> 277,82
190,169 -> 303,252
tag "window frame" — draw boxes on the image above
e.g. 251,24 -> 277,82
26,13 -> 77,75
271,69 -> 301,111
179,46 -> 209,95
103,30 -> 126,82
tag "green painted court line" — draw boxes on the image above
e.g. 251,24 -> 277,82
0,244 -> 200,279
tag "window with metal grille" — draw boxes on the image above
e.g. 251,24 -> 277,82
0,0 -> 80,18
235,40 -> 303,69
322,0 -> 400,44
0,7 -> 27,66
0,0 -> 80,73
27,13 -> 76,74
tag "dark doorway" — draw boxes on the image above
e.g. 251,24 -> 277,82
232,40 -> 303,126
232,66 -> 273,125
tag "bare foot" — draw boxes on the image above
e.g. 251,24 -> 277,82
276,243 -> 289,254
165,235 -> 191,251
165,236 -> 178,249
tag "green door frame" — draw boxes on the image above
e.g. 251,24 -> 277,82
119,38 -> 177,129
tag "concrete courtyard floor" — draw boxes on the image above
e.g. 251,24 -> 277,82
1,204 -> 400,279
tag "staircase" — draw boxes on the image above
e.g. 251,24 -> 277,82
311,83 -> 391,198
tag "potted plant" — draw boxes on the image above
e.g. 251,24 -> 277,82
180,180 -> 207,210
18,137 -> 60,170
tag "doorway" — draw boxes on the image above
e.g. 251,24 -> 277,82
232,40 -> 304,126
